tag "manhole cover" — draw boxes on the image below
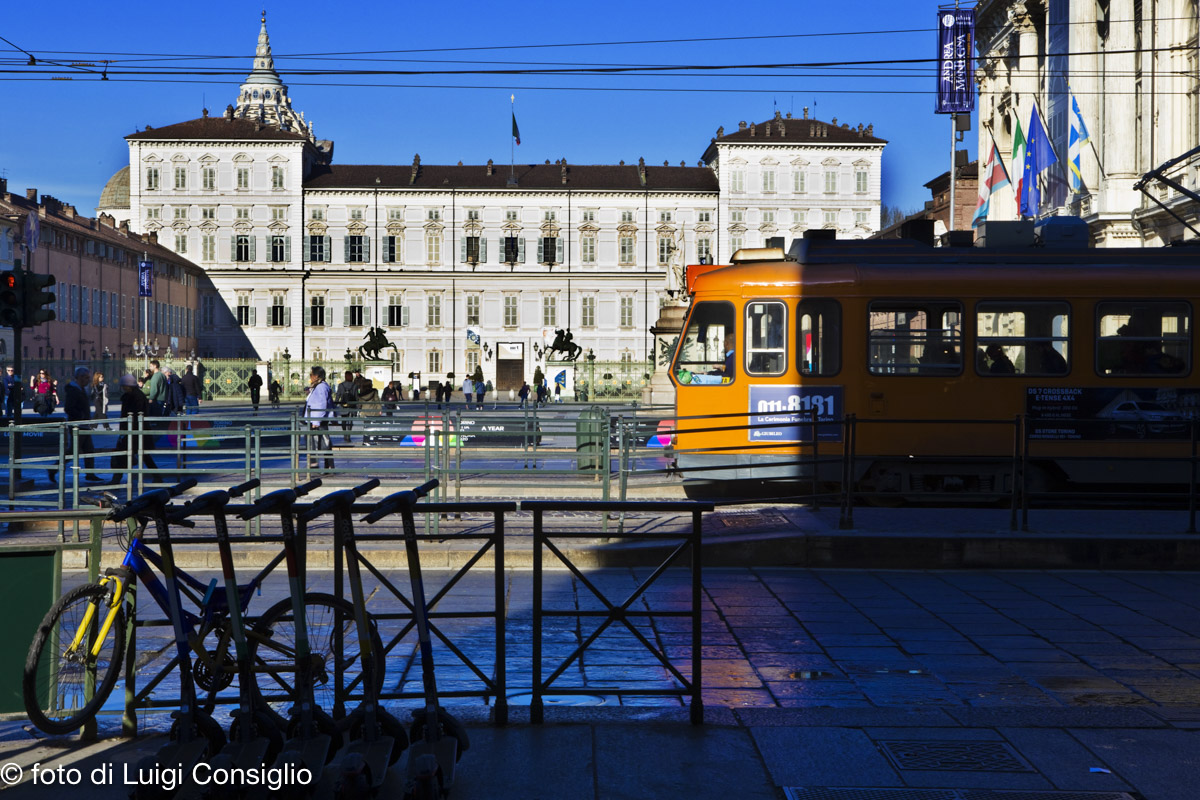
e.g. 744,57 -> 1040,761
506,692 -> 609,707
719,513 -> 789,528
878,741 -> 1033,773
784,791 -> 1139,800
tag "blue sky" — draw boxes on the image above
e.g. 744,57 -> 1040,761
1,0 -> 974,217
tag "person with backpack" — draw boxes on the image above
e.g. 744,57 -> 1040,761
304,366 -> 335,470
336,370 -> 357,442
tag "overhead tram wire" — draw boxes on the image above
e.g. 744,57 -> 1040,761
6,14 -> 1194,65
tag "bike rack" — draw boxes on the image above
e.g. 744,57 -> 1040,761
332,500 -> 515,724
524,499 -> 712,725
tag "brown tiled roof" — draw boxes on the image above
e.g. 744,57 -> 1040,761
126,116 -> 310,142
702,115 -> 886,161
303,162 -> 718,192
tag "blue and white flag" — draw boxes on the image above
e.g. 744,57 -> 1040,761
554,370 -> 567,388
466,328 -> 481,345
138,261 -> 154,298
1068,91 -> 1092,193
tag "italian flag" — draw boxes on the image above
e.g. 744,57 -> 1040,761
1011,114 -> 1027,216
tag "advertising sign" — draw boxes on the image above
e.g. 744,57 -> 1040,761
1026,386 -> 1198,441
748,385 -> 843,442
138,261 -> 153,298
936,8 -> 976,113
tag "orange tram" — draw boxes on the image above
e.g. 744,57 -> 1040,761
669,227 -> 1200,501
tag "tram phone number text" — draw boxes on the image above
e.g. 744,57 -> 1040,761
748,385 -> 843,442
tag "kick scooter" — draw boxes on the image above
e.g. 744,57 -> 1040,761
301,479 -> 408,798
168,479 -> 283,798
239,478 -> 343,797
362,479 -> 469,799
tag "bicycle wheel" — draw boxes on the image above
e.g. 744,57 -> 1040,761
247,593 -> 385,717
24,582 -> 126,734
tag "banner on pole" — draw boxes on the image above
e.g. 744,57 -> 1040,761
935,9 -> 975,114
138,261 -> 154,297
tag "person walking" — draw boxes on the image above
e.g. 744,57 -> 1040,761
269,379 -> 282,407
30,369 -> 57,416
112,374 -> 158,484
304,366 -> 335,470
61,367 -> 102,484
462,375 -> 474,409
91,371 -> 110,429
336,370 -> 356,442
142,360 -> 167,416
554,381 -> 563,404
475,379 -> 486,409
248,371 -> 264,414
3,365 -> 22,418
518,381 -> 530,409
181,365 -> 202,414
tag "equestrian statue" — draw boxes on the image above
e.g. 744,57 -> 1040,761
548,328 -> 583,361
358,326 -> 399,361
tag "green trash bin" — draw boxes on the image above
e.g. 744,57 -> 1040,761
0,549 -> 57,713
575,406 -> 606,470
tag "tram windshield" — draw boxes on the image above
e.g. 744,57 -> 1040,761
674,301 -> 735,385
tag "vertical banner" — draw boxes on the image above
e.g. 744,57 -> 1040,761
935,8 -> 976,114
138,260 -> 154,298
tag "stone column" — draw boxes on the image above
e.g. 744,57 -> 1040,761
642,300 -> 687,407
1070,0 -> 1101,203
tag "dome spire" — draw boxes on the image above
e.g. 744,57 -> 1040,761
232,12 -> 314,140
245,10 -> 281,87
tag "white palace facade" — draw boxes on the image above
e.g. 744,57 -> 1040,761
98,15 -> 886,389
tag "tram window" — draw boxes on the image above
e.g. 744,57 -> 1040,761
745,301 -> 787,375
673,301 -> 736,385
868,300 -> 962,375
798,299 -> 841,376
1096,301 -> 1190,376
975,301 -> 1070,376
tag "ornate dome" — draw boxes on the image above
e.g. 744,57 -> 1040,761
97,165 -> 130,211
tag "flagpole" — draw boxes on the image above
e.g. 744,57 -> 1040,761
510,93 -> 515,184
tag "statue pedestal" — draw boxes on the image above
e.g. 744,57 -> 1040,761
358,359 -> 394,389
643,299 -> 688,407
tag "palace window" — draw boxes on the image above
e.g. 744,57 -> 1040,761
270,293 -> 289,327
542,295 -> 557,327
698,211 -> 711,222
426,231 -> 441,264
236,207 -> 250,220
201,207 -> 216,220
730,235 -> 744,253
271,206 -> 286,221
658,236 -> 673,265
237,167 -> 251,190
581,235 -> 596,264
762,210 -> 775,224
464,235 -> 482,264
824,169 -> 838,194
543,210 -> 556,222
621,211 -> 634,223
823,210 -> 836,227
730,209 -> 744,223
855,169 -> 868,193
387,293 -> 408,327
506,209 -> 518,222
234,235 -> 254,262
201,167 -> 215,190
146,207 -> 160,221
581,296 -> 596,328
345,235 -> 369,263
762,171 -> 776,193
427,209 -> 441,221
793,170 -> 806,193
428,350 -> 441,374
309,294 -> 326,327
382,236 -> 399,263
659,211 -> 673,223
146,167 -> 159,190
427,294 -> 442,328
270,235 -> 290,263
619,234 -> 635,265
174,167 -> 187,190
503,295 -> 518,327
730,171 -> 744,192
307,235 -> 329,262
349,208 -> 364,221
467,209 -> 480,221
466,294 -> 481,326
855,210 -> 869,226
387,207 -> 404,221
236,293 -> 253,326
348,294 -> 366,327
582,210 -> 595,222
175,234 -> 187,254
620,296 -> 635,328
697,238 -> 711,262
271,166 -> 284,189
310,206 -> 325,221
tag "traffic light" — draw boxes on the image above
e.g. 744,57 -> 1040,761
0,270 -> 22,328
24,272 -> 56,326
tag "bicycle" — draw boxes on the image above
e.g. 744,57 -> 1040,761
23,480 -> 384,736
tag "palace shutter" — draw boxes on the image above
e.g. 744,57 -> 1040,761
460,237 -> 467,263
343,236 -> 351,262
284,236 -> 291,262
518,238 -> 526,263
364,307 -> 371,326
556,238 -> 564,263
248,236 -> 256,262
480,237 -> 487,263
284,307 -> 291,327
363,237 -> 370,261
536,238 -> 543,263
303,235 -> 310,261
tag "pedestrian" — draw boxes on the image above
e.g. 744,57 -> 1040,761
554,382 -> 562,404
381,380 -> 401,414
164,367 -> 185,416
181,365 -> 202,414
336,370 -> 356,442
269,379 -> 282,407
518,381 -> 530,409
55,367 -> 100,484
304,366 -> 335,470
475,380 -> 485,409
30,369 -> 56,416
142,360 -> 168,417
91,371 -> 110,429
248,370 -> 264,414
462,375 -> 474,409
3,365 -> 22,418
112,374 -> 158,483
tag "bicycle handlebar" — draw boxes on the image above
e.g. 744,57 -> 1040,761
360,479 -> 440,524
238,479 -> 323,521
297,478 -> 379,524
228,479 -> 260,499
109,478 -> 197,523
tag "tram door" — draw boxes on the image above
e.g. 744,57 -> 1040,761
496,342 -> 525,391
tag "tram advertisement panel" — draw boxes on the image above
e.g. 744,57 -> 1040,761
749,385 -> 843,443
1026,386 -> 1198,440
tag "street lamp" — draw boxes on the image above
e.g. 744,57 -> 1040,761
482,342 -> 492,361
281,347 -> 292,398
132,338 -> 160,359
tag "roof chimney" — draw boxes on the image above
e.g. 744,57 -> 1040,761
25,188 -> 37,202
148,231 -> 158,245
866,124 -> 874,136
831,117 -> 837,126
225,104 -> 234,120
750,122 -> 756,137
738,120 -> 747,131
0,177 -> 6,194
410,154 -> 421,185
119,220 -> 130,235
202,107 -> 209,118
765,122 -> 771,137
561,161 -> 568,185
487,159 -> 493,176
638,157 -> 646,186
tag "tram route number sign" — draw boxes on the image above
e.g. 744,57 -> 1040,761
749,385 -> 843,443
1026,386 -> 1198,441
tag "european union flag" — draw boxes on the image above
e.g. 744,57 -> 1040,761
1022,107 -> 1058,216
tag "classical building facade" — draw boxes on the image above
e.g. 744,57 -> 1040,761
99,15 -> 887,388
974,0 -> 1200,246
1,179 -> 204,366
